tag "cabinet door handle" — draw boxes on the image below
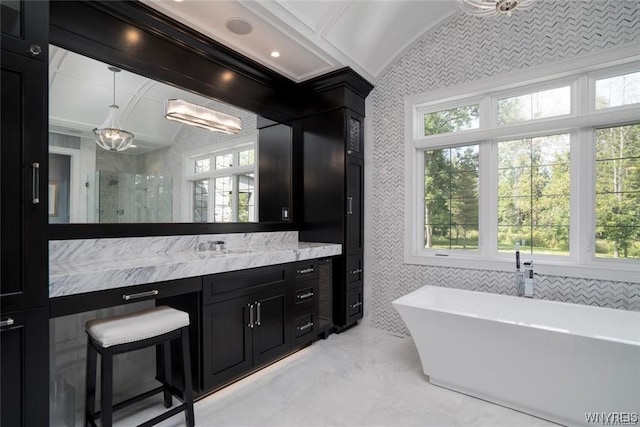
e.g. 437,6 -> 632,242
248,304 -> 254,328
256,302 -> 261,326
122,289 -> 158,300
347,196 -> 353,215
350,302 -> 363,309
297,267 -> 314,275
31,162 -> 40,204
350,268 -> 363,275
0,318 -> 15,328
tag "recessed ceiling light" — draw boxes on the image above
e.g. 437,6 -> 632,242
226,18 -> 252,35
129,144 -> 137,148
270,51 -> 280,58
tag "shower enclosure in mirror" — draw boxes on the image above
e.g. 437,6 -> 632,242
48,45 -> 270,224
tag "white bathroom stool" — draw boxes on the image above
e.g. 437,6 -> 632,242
84,306 -> 195,427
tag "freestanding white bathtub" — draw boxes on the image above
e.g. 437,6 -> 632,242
393,286 -> 640,426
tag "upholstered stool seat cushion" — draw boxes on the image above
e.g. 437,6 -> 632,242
86,306 -> 190,348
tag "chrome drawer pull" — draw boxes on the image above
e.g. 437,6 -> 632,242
297,267 -> 314,275
31,162 -> 40,204
0,318 -> 15,328
347,197 -> 353,215
350,302 -> 363,309
297,321 -> 314,331
122,289 -> 158,300
350,268 -> 363,275
296,291 -> 314,300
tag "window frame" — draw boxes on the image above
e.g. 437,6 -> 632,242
183,137 -> 257,223
404,46 -> 640,283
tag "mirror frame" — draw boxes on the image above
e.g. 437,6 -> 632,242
49,0 -> 302,239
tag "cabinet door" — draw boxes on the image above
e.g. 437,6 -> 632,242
346,111 -> 364,159
0,0 -> 48,60
346,255 -> 363,288
1,307 -> 48,427
253,286 -> 290,366
346,156 -> 364,255
1,50 -> 47,312
346,286 -> 364,324
202,295 -> 253,390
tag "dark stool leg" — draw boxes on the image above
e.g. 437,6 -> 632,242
100,348 -> 114,427
161,341 -> 173,408
85,340 -> 97,426
181,327 -> 195,427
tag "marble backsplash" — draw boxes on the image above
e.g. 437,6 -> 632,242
50,231 -> 299,263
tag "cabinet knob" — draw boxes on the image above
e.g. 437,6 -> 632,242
29,44 -> 42,56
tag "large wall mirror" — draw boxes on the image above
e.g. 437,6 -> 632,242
50,45 -> 255,224
48,45 -> 292,227
48,0 -> 301,238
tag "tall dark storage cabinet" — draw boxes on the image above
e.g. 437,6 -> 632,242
1,1 -> 49,425
300,70 -> 372,330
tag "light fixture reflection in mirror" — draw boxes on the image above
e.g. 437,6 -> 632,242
48,45 -> 262,225
164,99 -> 242,134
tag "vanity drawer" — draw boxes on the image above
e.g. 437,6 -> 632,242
293,280 -> 318,311
346,286 -> 363,323
50,277 -> 202,318
293,261 -> 318,280
203,265 -> 289,305
346,255 -> 363,287
292,312 -> 316,345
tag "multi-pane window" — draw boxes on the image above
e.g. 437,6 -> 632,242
497,86 -> 571,124
186,143 -> 255,222
497,134 -> 570,255
595,71 -> 640,109
194,158 -> 210,174
409,58 -> 640,278
193,179 -> 208,223
423,104 -> 479,136
595,124 -> 640,259
424,145 -> 479,250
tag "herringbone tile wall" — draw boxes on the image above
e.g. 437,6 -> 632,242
368,0 -> 640,335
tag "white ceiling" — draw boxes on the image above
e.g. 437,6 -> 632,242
49,1 -> 460,152
141,0 -> 459,83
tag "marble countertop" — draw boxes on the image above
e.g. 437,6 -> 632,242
49,242 -> 342,298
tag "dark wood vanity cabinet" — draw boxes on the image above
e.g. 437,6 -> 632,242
201,260 -> 323,391
291,261 -> 320,346
301,101 -> 369,330
1,2 -> 49,424
201,265 -> 292,390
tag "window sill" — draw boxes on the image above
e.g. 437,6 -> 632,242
404,252 -> 640,284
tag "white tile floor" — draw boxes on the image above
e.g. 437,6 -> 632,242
103,326 -> 558,426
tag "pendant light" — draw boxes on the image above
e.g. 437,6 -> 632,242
457,0 -> 535,17
93,66 -> 135,152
